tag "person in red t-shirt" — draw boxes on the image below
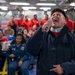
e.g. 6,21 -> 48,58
74,22 -> 75,28
66,19 -> 74,31
41,14 -> 49,25
16,14 -> 25,28
73,21 -> 75,34
23,15 -> 32,30
31,14 -> 39,28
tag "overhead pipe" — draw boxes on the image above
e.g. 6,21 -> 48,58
59,0 -> 69,6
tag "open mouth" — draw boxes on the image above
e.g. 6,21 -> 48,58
53,19 -> 58,22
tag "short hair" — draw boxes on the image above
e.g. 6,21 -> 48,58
51,8 -> 67,19
34,14 -> 37,16
20,14 -> 24,17
11,34 -> 25,44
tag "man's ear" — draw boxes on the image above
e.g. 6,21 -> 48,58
64,19 -> 67,25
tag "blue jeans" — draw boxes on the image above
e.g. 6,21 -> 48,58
7,60 -> 30,75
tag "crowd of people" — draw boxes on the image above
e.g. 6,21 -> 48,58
0,8 -> 75,75
0,13 -> 50,75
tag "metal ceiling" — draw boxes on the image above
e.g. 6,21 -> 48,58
0,0 -> 74,11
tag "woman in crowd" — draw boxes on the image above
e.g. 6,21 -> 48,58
6,34 -> 30,75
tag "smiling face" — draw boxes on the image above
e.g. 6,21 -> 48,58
24,29 -> 27,35
51,11 -> 66,28
16,35 -> 22,45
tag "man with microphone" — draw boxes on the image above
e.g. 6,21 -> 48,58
27,8 -> 75,75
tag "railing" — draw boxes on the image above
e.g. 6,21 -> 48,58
0,59 -> 7,75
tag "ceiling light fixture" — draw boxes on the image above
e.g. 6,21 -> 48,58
40,7 -> 51,11
36,3 -> 56,6
0,6 -> 8,10
40,0 -> 46,1
1,8 -> 8,10
22,7 -> 37,10
10,2 -> 30,5
22,8 -> 29,10
0,6 -> 8,9
70,2 -> 75,6
64,9 -> 67,11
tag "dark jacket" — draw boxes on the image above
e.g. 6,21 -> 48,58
0,44 -> 2,56
27,25 -> 75,75
7,43 -> 30,62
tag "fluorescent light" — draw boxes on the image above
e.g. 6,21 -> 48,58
1,8 -> 8,10
22,8 -> 29,10
22,7 -> 37,10
70,2 -> 75,6
10,2 -> 30,5
64,9 -> 67,11
36,3 -> 56,6
40,0 -> 46,1
40,7 -> 51,11
0,6 -> 8,10
0,6 -> 8,9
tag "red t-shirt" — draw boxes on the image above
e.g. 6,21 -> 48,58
53,32 -> 59,37
41,19 -> 49,25
0,36 -> 8,43
31,18 -> 39,27
24,20 -> 32,30
74,22 -> 75,28
8,20 -> 16,26
16,19 -> 25,28
66,19 -> 74,31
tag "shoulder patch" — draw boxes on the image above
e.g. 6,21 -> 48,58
21,47 -> 24,50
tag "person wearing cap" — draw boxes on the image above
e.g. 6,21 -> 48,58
27,8 -> 75,75
31,14 -> 40,28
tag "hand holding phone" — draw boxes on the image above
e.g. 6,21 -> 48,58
42,19 -> 53,32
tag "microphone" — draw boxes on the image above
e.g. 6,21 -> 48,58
42,19 -> 55,32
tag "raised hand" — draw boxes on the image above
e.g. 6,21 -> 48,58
42,19 -> 53,32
